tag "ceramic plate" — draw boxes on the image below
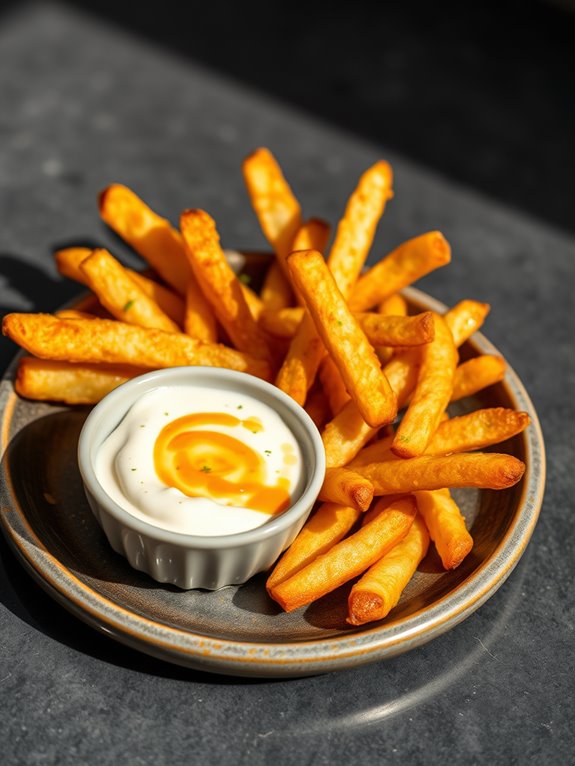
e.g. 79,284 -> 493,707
0,286 -> 545,677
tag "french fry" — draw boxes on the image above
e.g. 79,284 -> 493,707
349,232 -> 451,311
99,184 -> 216,341
2,314 -> 272,380
79,248 -> 180,333
319,355 -> 351,416
451,355 -> 506,401
287,250 -> 396,428
392,314 -> 458,458
304,385 -> 331,431
354,452 -> 526,494
378,293 -> 408,316
239,282 -> 265,321
180,210 -> 272,362
242,148 -> 301,292
415,489 -> 473,570
318,468 -> 374,512
55,247 -> 186,326
347,513 -> 429,625
269,496 -> 417,612
274,220 -> 332,403
15,357 -> 143,405
444,300 -> 490,346
426,407 -> 530,454
266,503 -> 362,591
259,307 -> 303,338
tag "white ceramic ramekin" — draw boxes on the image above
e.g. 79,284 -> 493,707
78,367 -> 325,590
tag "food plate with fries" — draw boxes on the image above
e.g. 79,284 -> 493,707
0,150 -> 545,676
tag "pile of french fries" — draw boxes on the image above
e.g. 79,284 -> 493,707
2,148 -> 529,625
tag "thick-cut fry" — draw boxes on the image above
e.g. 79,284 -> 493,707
274,220 -> 332,403
2,314 -> 271,380
327,160 -> 393,298
79,249 -> 180,333
354,453 -> 526,494
349,232 -> 451,311
98,184 -> 190,291
392,314 -> 458,458
415,489 -> 473,570
319,355 -> 351,416
378,293 -> 408,316
242,148 -> 302,282
318,468 -> 374,512
426,408 -> 530,454
444,300 -> 490,347
55,247 -> 186,326
239,282 -> 264,321
287,250 -> 396,427
269,496 -> 417,612
266,503 -> 362,592
180,210 -> 272,362
15,357 -> 143,405
451,355 -> 506,401
347,514 -> 429,625
99,184 -> 216,341
259,307 -> 303,338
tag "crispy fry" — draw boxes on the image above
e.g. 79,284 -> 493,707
319,355 -> 351,416
426,408 -> 530,454
349,232 -> 451,311
54,247 -> 92,282
269,496 -> 417,612
266,503 -> 362,592
378,293 -> 408,316
2,314 -> 271,379
357,311 -> 435,347
318,468 -> 374,512
15,357 -> 143,405
287,250 -> 396,427
392,314 -> 458,458
239,282 -> 265,321
180,210 -> 272,362
259,307 -> 303,338
242,148 -> 302,284
347,513 -> 429,625
354,452 -> 526,494
444,300 -> 490,346
415,489 -> 473,570
99,184 -> 216,341
274,220 -> 332,403
79,248 -> 180,333
451,355 -> 506,401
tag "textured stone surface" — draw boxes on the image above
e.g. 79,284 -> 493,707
0,4 -> 573,765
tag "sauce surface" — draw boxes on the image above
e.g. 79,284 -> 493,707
96,385 -> 304,536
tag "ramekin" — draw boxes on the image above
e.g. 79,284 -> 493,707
78,366 -> 325,590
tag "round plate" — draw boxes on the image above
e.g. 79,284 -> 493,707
0,287 -> 545,677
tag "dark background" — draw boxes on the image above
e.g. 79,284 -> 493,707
8,0 -> 573,233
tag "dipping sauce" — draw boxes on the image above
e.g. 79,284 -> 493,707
95,385 -> 305,536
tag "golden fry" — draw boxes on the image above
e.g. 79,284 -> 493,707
287,250 -> 396,428
356,311 -> 435,347
349,232 -> 451,311
127,271 -> 186,327
54,247 -> 92,283
378,293 -> 408,316
354,452 -> 526,494
347,514 -> 429,625
415,489 -> 473,570
444,300 -> 490,347
426,408 -> 530,454
269,496 -> 417,612
318,467 -> 374,512
392,314 -> 458,458
99,184 -> 216,341
259,307 -> 303,338
15,357 -> 143,405
260,261 -> 294,311
451,355 -> 506,401
266,503 -> 362,592
2,314 -> 271,379
80,248 -> 180,333
304,385 -> 331,431
180,210 -> 272,362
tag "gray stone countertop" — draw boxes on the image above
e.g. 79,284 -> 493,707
0,4 -> 573,765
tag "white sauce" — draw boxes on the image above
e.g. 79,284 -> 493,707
95,386 -> 304,536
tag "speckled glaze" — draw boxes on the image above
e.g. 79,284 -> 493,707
0,286 -> 545,677
77,367 -> 326,590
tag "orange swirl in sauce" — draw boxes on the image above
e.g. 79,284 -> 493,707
154,413 -> 291,515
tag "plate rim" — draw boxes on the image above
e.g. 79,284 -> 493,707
0,286 -> 546,676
